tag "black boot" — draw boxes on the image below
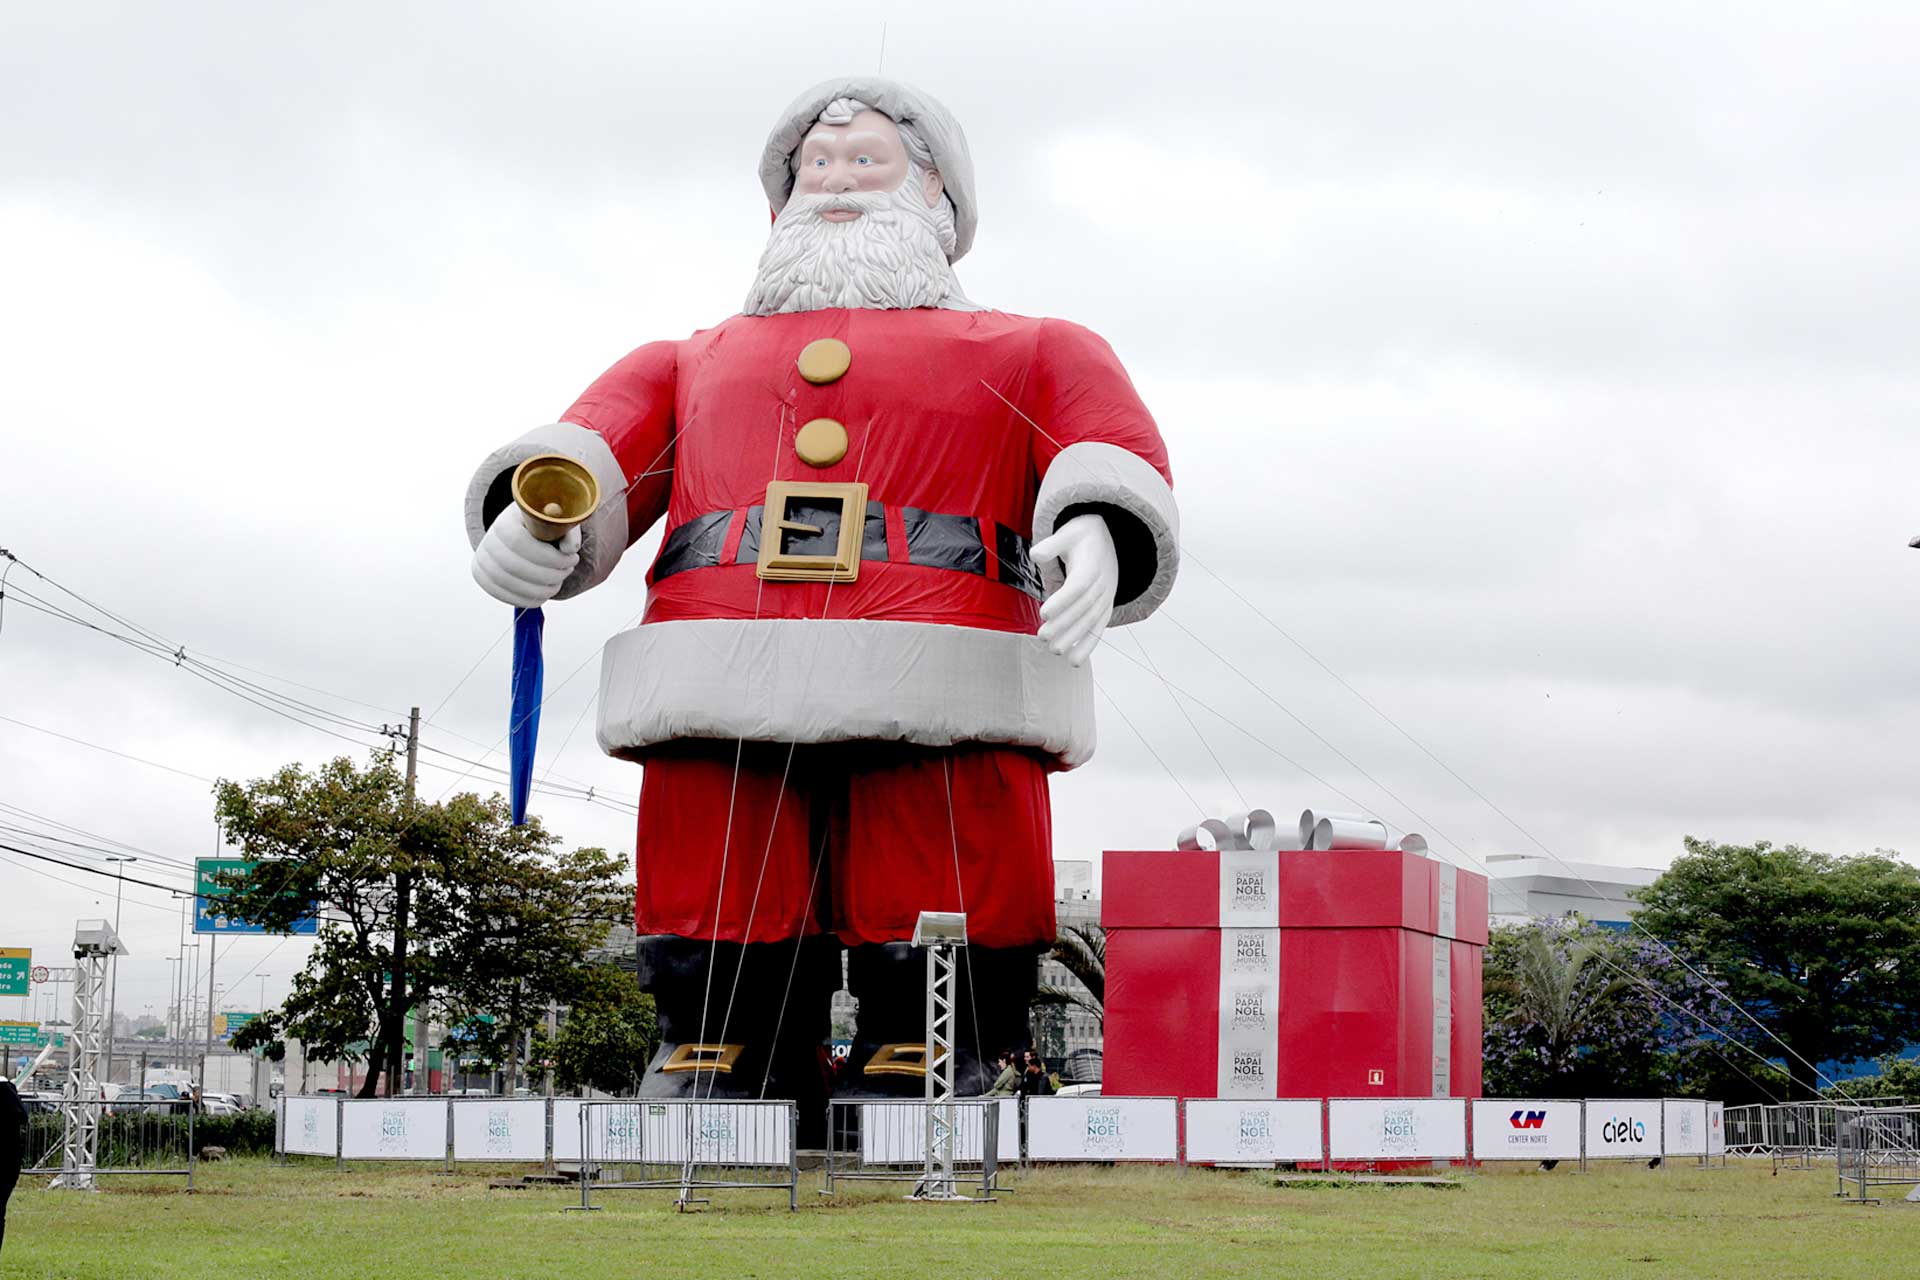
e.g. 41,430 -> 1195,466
840,943 -> 1042,1098
634,933 -> 839,1134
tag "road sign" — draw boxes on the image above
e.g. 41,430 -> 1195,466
215,1012 -> 259,1039
30,966 -> 49,984
194,859 -> 318,936
0,1022 -> 43,1046
0,949 -> 29,998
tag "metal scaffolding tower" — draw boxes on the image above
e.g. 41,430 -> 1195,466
912,910 -> 968,1202
51,919 -> 126,1191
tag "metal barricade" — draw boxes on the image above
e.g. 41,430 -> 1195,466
573,1099 -> 799,1211
1723,1103 -> 1769,1156
822,1098 -> 1004,1199
29,1098 -> 195,1188
1837,1106 -> 1920,1203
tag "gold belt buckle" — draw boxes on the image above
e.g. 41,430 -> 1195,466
756,480 -> 869,583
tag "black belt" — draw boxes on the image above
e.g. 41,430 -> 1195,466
653,501 -> 1042,599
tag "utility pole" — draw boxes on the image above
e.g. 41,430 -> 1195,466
103,856 -> 137,1088
384,707 -> 420,1097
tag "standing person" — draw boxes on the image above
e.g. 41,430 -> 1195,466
1020,1049 -> 1054,1098
0,1076 -> 26,1257
986,1051 -> 1019,1097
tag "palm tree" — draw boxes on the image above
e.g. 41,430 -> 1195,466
1032,924 -> 1105,1027
1500,926 -> 1633,1081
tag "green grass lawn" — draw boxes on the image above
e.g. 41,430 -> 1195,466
5,1158 -> 1917,1279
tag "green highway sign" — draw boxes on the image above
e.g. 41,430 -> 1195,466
217,1012 -> 259,1039
0,1022 -> 43,1046
194,859 -> 318,936
0,949 -> 29,998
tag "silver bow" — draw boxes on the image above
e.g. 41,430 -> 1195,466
1176,809 -> 1279,852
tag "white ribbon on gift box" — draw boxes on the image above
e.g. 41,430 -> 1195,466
1175,809 -> 1279,852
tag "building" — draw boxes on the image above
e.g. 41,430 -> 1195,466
1034,861 -> 1102,1074
1483,853 -> 1661,928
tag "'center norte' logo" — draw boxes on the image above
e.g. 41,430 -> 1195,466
1602,1115 -> 1647,1144
1510,1110 -> 1546,1129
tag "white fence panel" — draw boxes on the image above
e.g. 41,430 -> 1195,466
1185,1099 -> 1323,1164
339,1098 -> 449,1161
1327,1098 -> 1467,1162
856,1099 -> 1017,1164
552,1099 -> 584,1161
1027,1096 -> 1179,1162
1663,1099 -> 1709,1156
451,1098 -> 547,1162
1707,1101 -> 1725,1156
1584,1099 -> 1662,1160
280,1096 -> 339,1156
1471,1100 -> 1583,1162
587,1101 -> 793,1167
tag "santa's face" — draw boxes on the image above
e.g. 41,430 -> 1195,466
742,108 -> 963,316
793,109 -> 913,213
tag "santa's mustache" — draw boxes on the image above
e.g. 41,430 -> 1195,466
782,190 -> 896,220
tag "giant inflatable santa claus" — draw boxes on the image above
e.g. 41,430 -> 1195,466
465,77 -> 1178,1113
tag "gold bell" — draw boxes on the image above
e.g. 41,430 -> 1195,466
511,454 -> 601,543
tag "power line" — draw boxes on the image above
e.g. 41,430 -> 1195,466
0,714 -> 217,784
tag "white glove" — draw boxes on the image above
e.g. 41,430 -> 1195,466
471,507 -> 582,609
1032,512 -> 1120,667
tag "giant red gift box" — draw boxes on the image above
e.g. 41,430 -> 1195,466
1102,848 -> 1486,1100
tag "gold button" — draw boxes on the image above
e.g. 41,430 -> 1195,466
796,338 -> 852,384
794,417 -> 850,468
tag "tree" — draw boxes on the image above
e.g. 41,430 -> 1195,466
1482,917 -> 1739,1099
1033,924 -> 1105,1026
1635,838 -> 1920,1099
213,753 -> 629,1098
537,964 -> 659,1096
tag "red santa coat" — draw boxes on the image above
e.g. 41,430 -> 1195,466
466,306 -> 1180,773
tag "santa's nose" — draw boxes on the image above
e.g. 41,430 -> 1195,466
823,168 -> 858,194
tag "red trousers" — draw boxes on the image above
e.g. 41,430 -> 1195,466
635,740 -> 1057,948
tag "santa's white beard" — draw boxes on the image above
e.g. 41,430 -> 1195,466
743,176 -> 974,316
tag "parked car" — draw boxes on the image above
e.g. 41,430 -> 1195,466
108,1088 -> 184,1115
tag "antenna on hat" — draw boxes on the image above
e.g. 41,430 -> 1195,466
877,22 -> 888,74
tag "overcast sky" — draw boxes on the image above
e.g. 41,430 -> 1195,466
4,1 -> 1917,1028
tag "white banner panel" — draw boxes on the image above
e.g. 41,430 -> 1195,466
1328,1098 -> 1467,1161
1185,1099 -> 1323,1164
857,1099 -> 1019,1164
1217,928 -> 1280,1098
1707,1101 -> 1725,1156
1471,1099 -> 1583,1161
588,1101 -> 792,1167
280,1096 -> 338,1156
340,1098 -> 449,1161
451,1098 -> 547,1162
1584,1099 -> 1662,1160
1662,1099 -> 1709,1156
551,1099 -> 584,1161
1027,1097 -> 1179,1162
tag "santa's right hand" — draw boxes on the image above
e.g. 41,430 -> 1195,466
471,508 -> 582,608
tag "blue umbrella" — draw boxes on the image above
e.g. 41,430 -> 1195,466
502,453 -> 601,828
508,605 -> 545,826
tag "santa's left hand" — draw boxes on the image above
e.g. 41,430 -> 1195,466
1033,512 -> 1120,667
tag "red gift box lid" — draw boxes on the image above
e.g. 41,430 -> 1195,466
1102,848 -> 1487,943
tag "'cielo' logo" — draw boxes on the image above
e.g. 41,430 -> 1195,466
1602,1115 -> 1647,1144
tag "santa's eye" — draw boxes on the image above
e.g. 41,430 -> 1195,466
811,157 -> 827,167
855,155 -> 873,166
